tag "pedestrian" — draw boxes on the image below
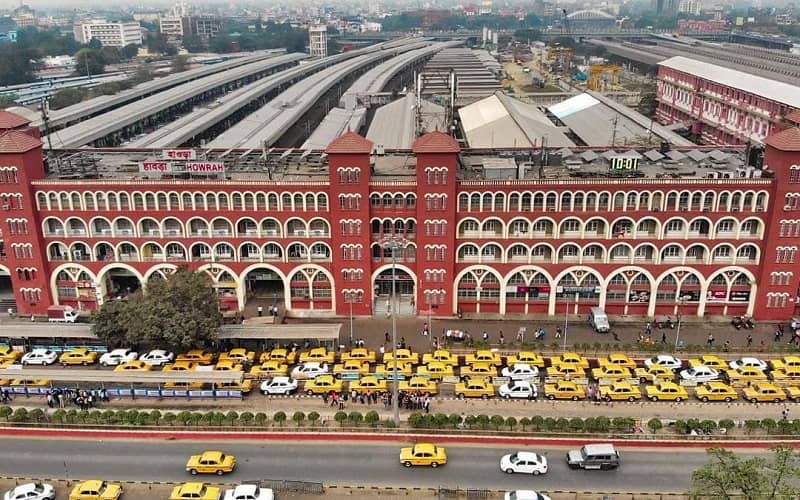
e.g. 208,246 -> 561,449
555,326 -> 561,339
723,340 -> 730,352
322,391 -> 329,405
782,408 -> 790,421
410,296 -> 415,309
775,329 -> 781,342
257,306 -> 263,317
46,391 -> 55,408
379,344 -> 385,356
385,331 -> 390,343
424,396 -> 431,414
661,331 -> 667,344
746,333 -> 753,347
482,331 -> 489,342
707,333 -> 714,346
759,339 -> 766,352
499,331 -> 504,345
645,322 -> 652,335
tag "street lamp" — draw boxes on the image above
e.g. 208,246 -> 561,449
381,237 -> 407,427
563,292 -> 579,351
674,296 -> 688,351
344,291 -> 356,347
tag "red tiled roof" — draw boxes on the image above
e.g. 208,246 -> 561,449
785,109 -> 800,125
0,110 -> 31,129
765,126 -> 800,152
413,131 -> 460,153
325,131 -> 373,154
0,130 -> 42,153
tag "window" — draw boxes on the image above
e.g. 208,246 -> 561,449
717,220 -> 733,233
665,220 -> 683,233
790,168 -> 800,184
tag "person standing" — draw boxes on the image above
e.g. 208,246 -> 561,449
499,331 -> 504,345
746,333 -> 753,347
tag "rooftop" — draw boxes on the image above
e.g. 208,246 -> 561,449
325,131 -> 374,154
413,130 -> 460,153
658,56 -> 800,108
0,130 -> 42,153
367,93 -> 447,151
0,110 -> 31,129
764,127 -> 800,152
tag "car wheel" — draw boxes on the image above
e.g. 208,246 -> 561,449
458,393 -> 465,400
101,362 -> 108,367
216,470 -> 224,476
307,389 -> 314,396
430,462 -> 439,468
504,468 -> 514,474
774,398 -> 781,403
628,396 -> 636,402
22,361 -> 27,366
404,461 -> 412,468
547,395 -> 555,400
503,394 -> 511,399
750,398 -> 757,403
571,395 -> 579,401
675,397 -> 682,402
701,396 -> 710,403
481,394 -> 489,400
82,361 -> 88,366
651,396 -> 659,402
262,391 -> 269,396
533,470 -> 541,476
724,397 -> 732,403
190,469 -> 198,475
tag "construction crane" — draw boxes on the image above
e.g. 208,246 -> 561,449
587,64 -> 622,91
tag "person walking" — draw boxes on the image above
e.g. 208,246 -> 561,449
499,331 -> 505,345
746,333 -> 753,347
707,333 -> 715,346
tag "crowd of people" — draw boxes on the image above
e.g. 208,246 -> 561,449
322,389 -> 433,414
45,388 -> 109,411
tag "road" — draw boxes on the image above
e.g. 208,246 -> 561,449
0,437 -> 761,492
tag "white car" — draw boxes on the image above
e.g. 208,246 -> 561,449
223,484 -> 274,500
499,380 -> 537,400
260,376 -> 299,395
139,349 -> 174,366
644,355 -> 682,371
501,363 -> 540,381
20,349 -> 57,366
4,482 -> 55,500
100,348 -> 139,366
729,357 -> 768,371
290,362 -> 329,380
505,492 -> 551,500
679,365 -> 720,383
500,452 -> 548,475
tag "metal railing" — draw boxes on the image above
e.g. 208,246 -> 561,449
245,479 -> 323,494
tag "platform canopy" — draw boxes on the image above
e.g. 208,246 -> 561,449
0,368 -> 243,384
218,324 -> 341,343
0,324 -> 95,339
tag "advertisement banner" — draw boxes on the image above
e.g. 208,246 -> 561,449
729,290 -> 751,302
162,149 -> 196,160
680,290 -> 701,302
185,161 -> 225,174
706,290 -> 728,301
628,290 -> 650,303
139,161 -> 172,173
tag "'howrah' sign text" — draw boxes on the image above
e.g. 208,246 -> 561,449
186,162 -> 226,174
139,161 -> 172,173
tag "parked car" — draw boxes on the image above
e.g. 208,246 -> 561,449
223,484 -> 274,500
59,348 -> 98,366
501,363 -> 540,381
645,381 -> 688,401
498,380 -> 537,400
290,362 -> 329,380
68,480 -> 122,500
679,365 -> 720,383
21,349 -> 57,366
500,451 -> 548,475
504,492 -> 551,500
260,376 -> 298,395
170,483 -> 220,500
99,349 -> 138,367
728,357 -> 768,372
644,355 -> 682,371
3,482 -> 55,500
695,381 -> 739,402
139,349 -> 174,366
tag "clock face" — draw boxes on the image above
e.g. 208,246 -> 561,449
611,157 -> 639,170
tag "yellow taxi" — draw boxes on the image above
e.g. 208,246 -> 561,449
598,353 -> 636,370
59,348 -> 99,366
247,360 -> 289,379
695,381 -> 739,402
332,360 -> 371,377
743,382 -> 787,403
506,351 -> 545,368
399,376 -> 439,395
185,450 -> 236,475
341,348 -> 377,363
454,379 -> 495,399
599,382 -> 642,402
0,359 -> 14,369
304,374 -> 343,395
348,376 -> 388,394
550,352 -> 589,369
416,362 -> 454,380
163,360 -> 198,372
464,350 -> 502,366
113,360 -> 152,372
400,443 -> 447,468
375,361 -> 414,378
591,365 -> 632,380
770,367 -> 800,382
299,347 -> 335,364
545,363 -> 586,379
787,385 -> 800,402
10,379 -> 50,387
634,365 -> 675,384
170,482 -> 220,500
218,348 -> 255,364
771,355 -> 800,371
726,366 -> 768,384
645,381 -> 688,402
176,350 -> 215,365
459,362 -> 498,380
0,345 -> 21,363
259,347 -> 297,364
213,360 -> 243,372
69,480 -> 122,500
544,380 -> 586,400
688,355 -> 728,371
165,381 -> 205,390
383,348 -> 419,365
421,349 -> 458,366
214,380 -> 253,394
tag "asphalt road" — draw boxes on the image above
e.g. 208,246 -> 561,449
0,437 -> 765,492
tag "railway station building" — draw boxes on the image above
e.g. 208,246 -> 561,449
1,110 -> 800,321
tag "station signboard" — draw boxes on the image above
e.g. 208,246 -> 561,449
185,162 -> 226,174
162,149 -> 196,160
139,161 -> 172,173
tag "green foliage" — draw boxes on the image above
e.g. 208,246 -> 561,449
530,415 -> 544,431
334,411 -> 348,426
135,412 -> 151,426
254,412 -> 267,426
307,411 -> 320,426
0,46 -> 36,86
464,415 -> 477,428
149,410 -> 162,425
92,267 -> 222,352
647,418 -> 663,434
612,417 -> 634,432
490,414 -> 505,429
48,87 -> 88,110
568,417 -> 584,432
699,420 -> 717,434
145,33 -> 177,56
761,418 -> 777,434
365,410 -> 380,427
448,413 -> 462,429
11,407 -> 28,422
74,48 -> 105,76
0,406 -> 12,420
688,445 -> 800,500
519,416 -> 531,431
125,410 -> 139,426
476,414 -> 490,430
224,411 -> 238,425
348,411 -> 363,427
239,412 -> 254,426
121,43 -> 139,59
433,413 -> 449,429
176,411 -> 192,426
182,35 -> 205,53
555,417 -> 570,431
273,411 -> 287,426
162,412 -> 176,426
28,408 -> 45,423
292,411 -> 305,426
505,416 -> 517,431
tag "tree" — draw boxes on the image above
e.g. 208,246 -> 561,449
292,411 -> 305,427
47,87 -> 88,110
519,417 -> 531,431
334,411 -> 348,427
121,43 -> 139,60
688,446 -> 800,500
348,411 -> 363,427
171,54 -> 190,73
0,45 -> 38,85
182,35 -> 205,53
273,411 -> 286,427
505,416 -> 518,431
209,35 -> 233,54
146,33 -> 175,56
647,418 -> 663,434
92,267 -> 222,352
74,48 -> 106,76
87,38 -> 103,50
307,411 -> 320,426
239,412 -> 254,426
365,410 -> 380,427
490,415 -> 505,430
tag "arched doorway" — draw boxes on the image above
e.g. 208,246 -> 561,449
373,267 -> 416,316
0,264 -> 14,314
98,265 -> 143,302
241,265 -> 286,317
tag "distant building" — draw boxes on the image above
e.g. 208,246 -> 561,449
0,30 -> 17,43
191,16 -> 222,39
159,1 -> 221,40
677,19 -> 726,31
74,20 -> 143,47
11,4 -> 36,28
479,0 -> 493,15
309,24 -> 327,58
678,0 -> 702,15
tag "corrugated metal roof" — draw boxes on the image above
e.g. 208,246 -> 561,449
368,93 -> 447,150
659,56 -> 800,108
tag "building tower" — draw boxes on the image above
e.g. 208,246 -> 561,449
309,25 -> 328,58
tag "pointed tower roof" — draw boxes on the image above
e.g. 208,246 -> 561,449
785,109 -> 800,126
0,130 -> 42,153
765,127 -> 800,152
0,110 -> 31,130
412,131 -> 460,154
325,131 -> 373,154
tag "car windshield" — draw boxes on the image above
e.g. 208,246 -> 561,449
509,454 -> 520,464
